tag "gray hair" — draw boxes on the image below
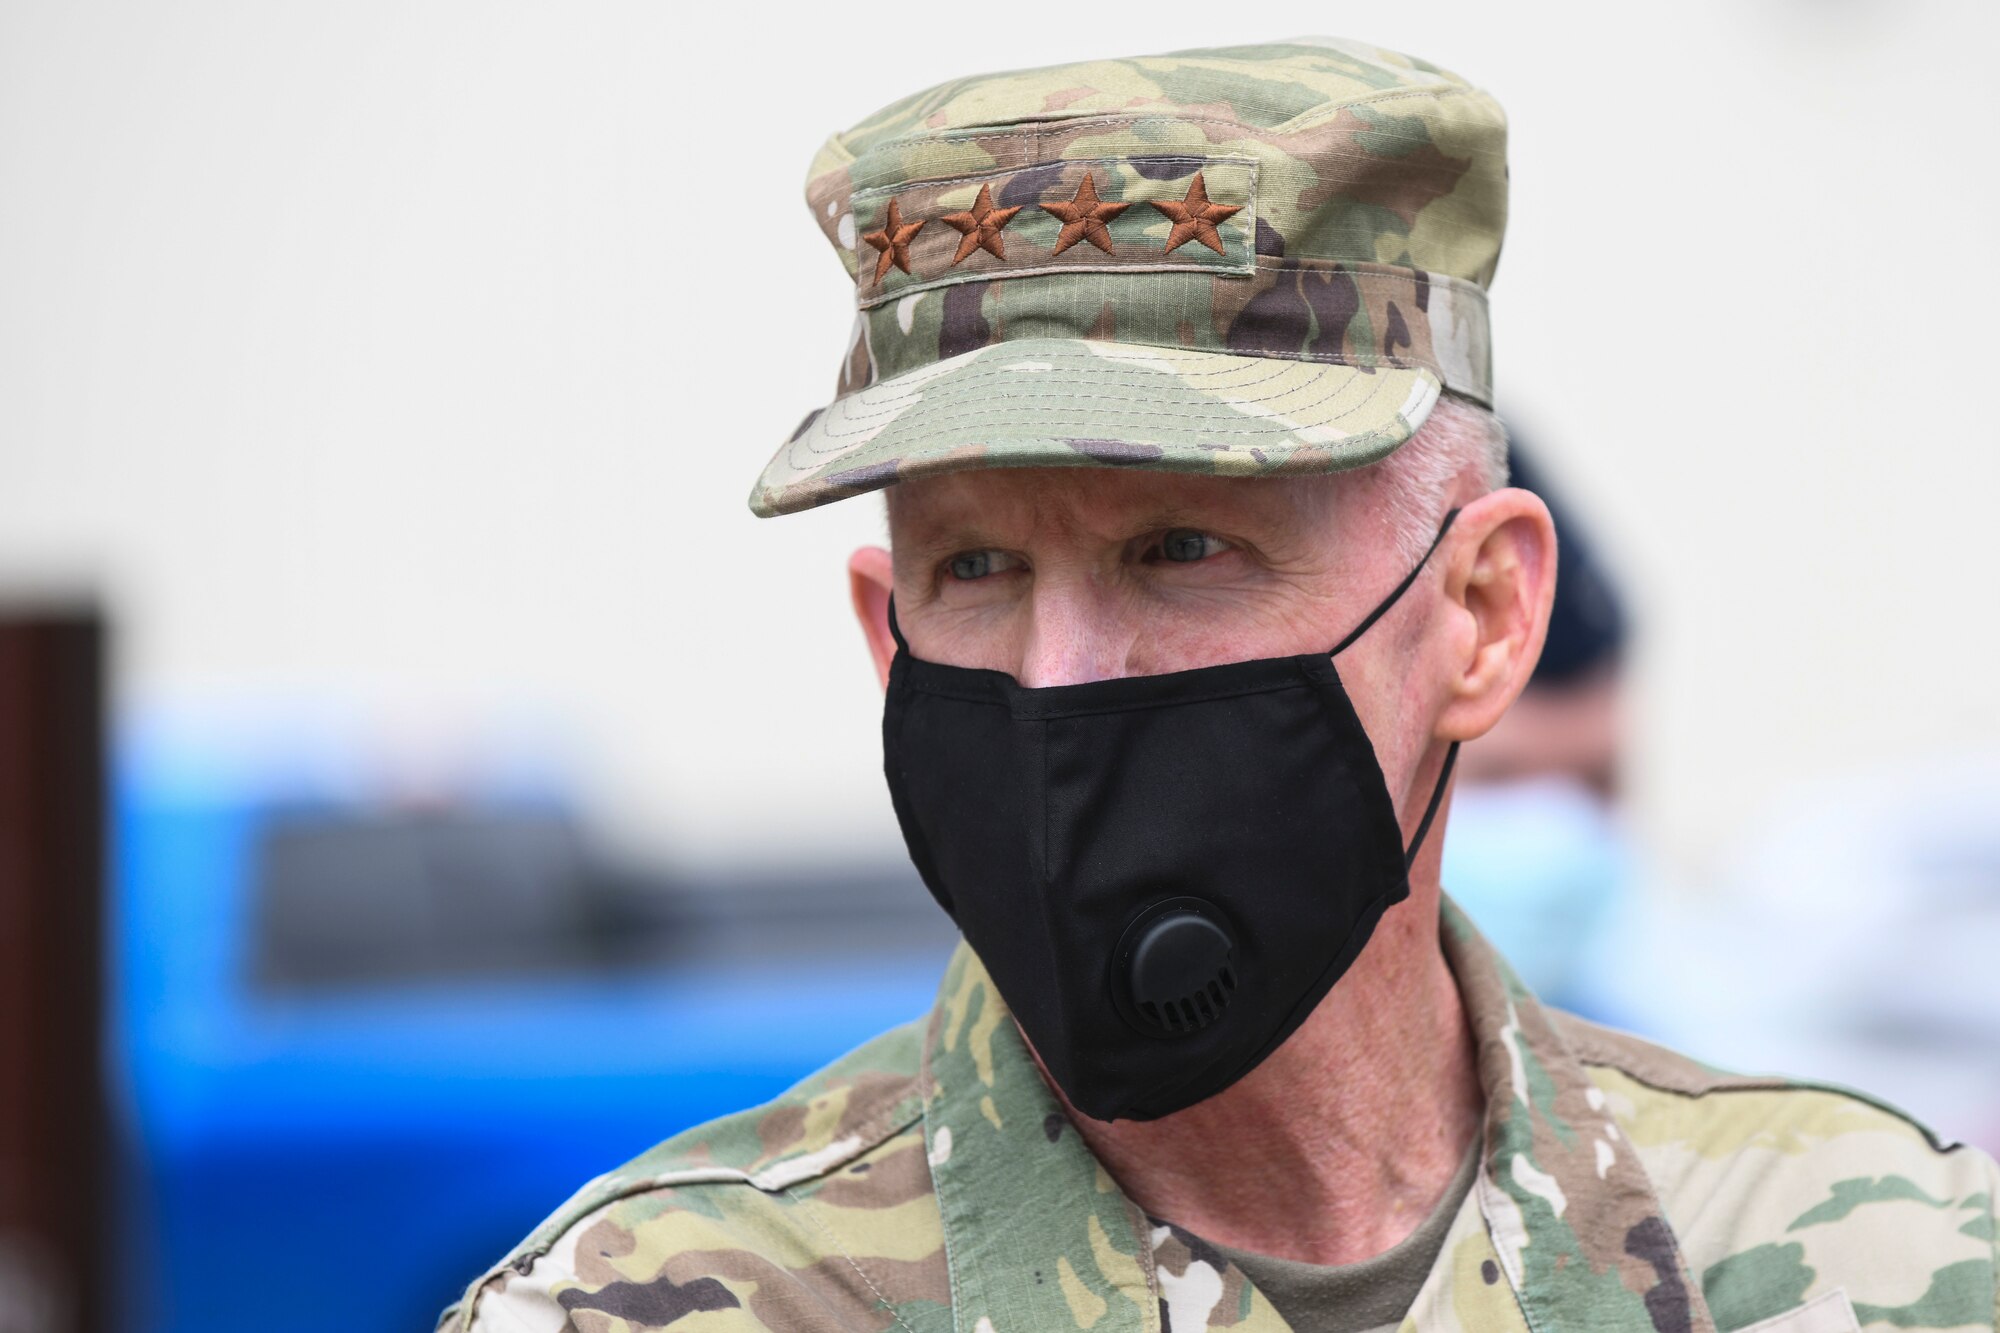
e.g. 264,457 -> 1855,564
1355,392 -> 1510,566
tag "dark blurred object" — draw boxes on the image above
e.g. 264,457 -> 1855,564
249,807 -> 955,989
1456,439 -> 1630,796
1508,444 -> 1628,686
0,609 -> 106,1333
251,808 -> 602,987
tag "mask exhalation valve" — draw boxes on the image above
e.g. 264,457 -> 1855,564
1118,899 -> 1238,1038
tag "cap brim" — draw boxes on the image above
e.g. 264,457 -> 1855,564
750,338 -> 1442,518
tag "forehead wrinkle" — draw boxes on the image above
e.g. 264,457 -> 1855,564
886,478 -> 1050,582
1146,475 -> 1336,535
888,469 -> 1091,551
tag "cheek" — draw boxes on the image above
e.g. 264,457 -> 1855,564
1142,618 -> 1240,671
1337,647 -> 1431,788
1133,604 -> 1301,673
907,602 -> 1037,674
1137,586 -> 1340,670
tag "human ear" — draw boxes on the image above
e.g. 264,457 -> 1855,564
848,545 -> 898,690
1433,487 -> 1558,744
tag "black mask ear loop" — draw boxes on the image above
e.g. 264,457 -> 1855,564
885,593 -> 910,659
1326,508 -> 1463,870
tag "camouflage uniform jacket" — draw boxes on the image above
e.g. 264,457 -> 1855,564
440,899 -> 2000,1332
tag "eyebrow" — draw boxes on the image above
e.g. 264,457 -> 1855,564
893,526 -> 999,571
891,495 -> 1322,563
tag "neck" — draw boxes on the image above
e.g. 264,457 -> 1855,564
1046,883 -> 1483,1266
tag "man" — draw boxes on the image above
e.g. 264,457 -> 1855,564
441,40 -> 1998,1333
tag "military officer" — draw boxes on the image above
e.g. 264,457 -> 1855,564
440,39 -> 2000,1333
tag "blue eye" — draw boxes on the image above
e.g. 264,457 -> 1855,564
1160,530 -> 1230,563
947,550 -> 1022,581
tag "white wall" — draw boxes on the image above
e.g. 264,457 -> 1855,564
3,0 -> 1995,874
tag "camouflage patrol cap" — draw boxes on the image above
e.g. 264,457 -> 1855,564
749,38 -> 1506,517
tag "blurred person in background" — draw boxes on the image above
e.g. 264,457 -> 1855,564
1452,446 -> 1625,798
439,40 -> 2000,1333
1444,443 -> 1634,1014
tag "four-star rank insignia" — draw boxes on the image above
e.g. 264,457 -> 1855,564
940,184 -> 1023,265
863,198 -> 925,283
862,168 -> 1245,284
1041,173 -> 1130,256
1150,173 -> 1242,255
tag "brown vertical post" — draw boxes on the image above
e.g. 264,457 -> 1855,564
0,611 -> 106,1333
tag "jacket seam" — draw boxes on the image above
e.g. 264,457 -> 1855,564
1503,1003 -> 1717,1333
1573,1049 -> 1964,1156
792,1093 -> 930,1180
1126,1195 -> 1164,1333
784,1183 -> 923,1333
921,1095 -> 970,1333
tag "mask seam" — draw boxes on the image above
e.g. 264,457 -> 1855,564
1014,666 -> 1327,718
904,663 -> 1328,718
1204,883 -> 1409,1111
1138,668 -> 1405,1113
1028,713 -> 1076,1108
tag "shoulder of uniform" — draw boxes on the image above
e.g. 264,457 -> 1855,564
1551,1008 -> 1965,1155
435,1014 -> 932,1332
1551,1011 -> 2000,1330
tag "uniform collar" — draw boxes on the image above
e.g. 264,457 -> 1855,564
918,894 -> 1718,1333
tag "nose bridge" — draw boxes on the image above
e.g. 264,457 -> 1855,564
1018,579 -> 1127,688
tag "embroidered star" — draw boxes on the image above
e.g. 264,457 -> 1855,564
1041,173 -> 1129,256
862,198 -> 926,283
1150,172 -> 1242,255
939,184 -> 1023,265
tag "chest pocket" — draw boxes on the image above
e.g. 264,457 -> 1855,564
1727,1288 -> 1862,1333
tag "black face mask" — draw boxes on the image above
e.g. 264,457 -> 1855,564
882,511 -> 1461,1122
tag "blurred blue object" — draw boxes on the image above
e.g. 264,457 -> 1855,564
108,734 -> 949,1333
1439,775 -> 1631,1014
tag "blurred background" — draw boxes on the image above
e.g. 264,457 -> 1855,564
3,1 -> 1998,1329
